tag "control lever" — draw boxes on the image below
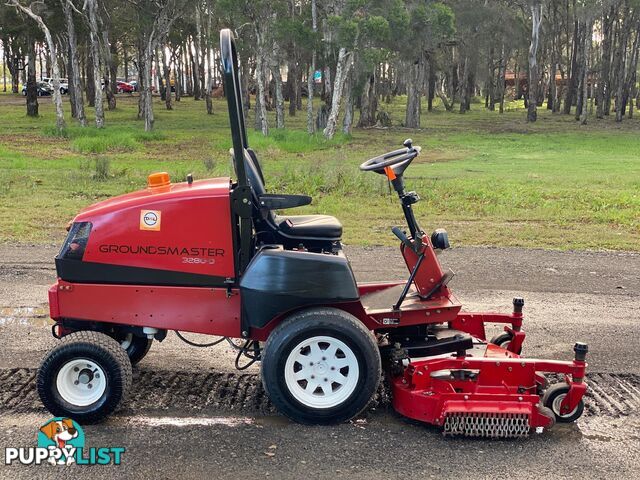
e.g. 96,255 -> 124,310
392,226 -> 414,251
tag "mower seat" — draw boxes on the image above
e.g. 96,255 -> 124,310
275,214 -> 343,239
232,148 -> 343,244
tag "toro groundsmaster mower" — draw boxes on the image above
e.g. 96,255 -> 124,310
37,29 -> 588,437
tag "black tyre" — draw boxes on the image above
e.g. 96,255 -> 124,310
542,383 -> 585,423
261,308 -> 381,425
114,331 -> 153,365
37,331 -> 132,424
489,331 -> 522,354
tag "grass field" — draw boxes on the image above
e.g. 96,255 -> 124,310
0,92 -> 639,250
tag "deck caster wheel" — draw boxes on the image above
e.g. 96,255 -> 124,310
542,383 -> 585,423
489,331 -> 521,354
115,332 -> 153,365
37,331 -> 132,424
261,308 -> 381,425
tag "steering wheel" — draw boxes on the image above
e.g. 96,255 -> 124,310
359,138 -> 421,175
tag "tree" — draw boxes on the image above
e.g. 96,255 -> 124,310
131,0 -> 183,131
8,0 -> 66,131
527,0 -> 542,122
84,0 -> 104,127
61,0 -> 86,126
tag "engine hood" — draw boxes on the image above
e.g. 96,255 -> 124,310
75,177 -> 231,221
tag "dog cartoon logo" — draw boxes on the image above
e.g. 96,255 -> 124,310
37,417 -> 85,465
5,417 -> 124,466
39,418 -> 79,449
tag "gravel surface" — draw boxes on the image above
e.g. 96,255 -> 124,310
0,243 -> 639,479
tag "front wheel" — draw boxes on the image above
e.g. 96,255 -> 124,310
543,383 -> 585,423
37,331 -> 132,424
489,331 -> 522,354
261,308 -> 381,425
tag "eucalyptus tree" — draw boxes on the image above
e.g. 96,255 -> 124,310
8,0 -> 66,131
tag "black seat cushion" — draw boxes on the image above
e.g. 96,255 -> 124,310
275,214 -> 343,239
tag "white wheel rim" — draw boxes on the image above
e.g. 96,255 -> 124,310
551,392 -> 579,418
120,334 -> 133,350
284,336 -> 359,409
56,359 -> 107,407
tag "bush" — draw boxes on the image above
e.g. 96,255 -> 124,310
43,125 -> 164,154
93,157 -> 111,180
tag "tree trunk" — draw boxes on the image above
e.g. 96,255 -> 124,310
459,55 -> 469,114
597,6 -> 614,118
164,45 -> 172,110
288,61 -> 297,116
306,0 -> 317,134
204,0 -> 213,114
614,17 -> 630,122
26,40 -> 38,117
254,29 -> 269,135
174,48 -> 182,101
405,53 -> 424,128
498,43 -> 507,113
2,48 -> 6,92
184,43 -> 193,96
104,35 -> 117,110
427,62 -> 436,112
62,0 -> 86,126
142,45 -> 154,131
564,10 -> 579,114
342,70 -> 354,135
86,0 -> 104,128
627,24 -> 640,119
580,19 -> 592,125
323,47 -> 353,139
358,72 -> 377,127
271,58 -> 285,128
527,1 -> 542,122
191,36 -> 201,100
157,47 -> 165,101
86,51 -> 95,107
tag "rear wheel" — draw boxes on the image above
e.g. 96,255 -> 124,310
37,331 -> 132,424
114,332 -> 153,365
261,308 -> 381,425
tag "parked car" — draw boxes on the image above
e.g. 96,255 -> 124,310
42,77 -> 69,94
22,81 -> 53,96
116,81 -> 134,93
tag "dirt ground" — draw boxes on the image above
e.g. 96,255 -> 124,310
0,243 -> 639,479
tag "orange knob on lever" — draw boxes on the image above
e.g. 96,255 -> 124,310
384,166 -> 397,181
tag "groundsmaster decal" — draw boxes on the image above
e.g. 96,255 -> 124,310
98,245 -> 225,256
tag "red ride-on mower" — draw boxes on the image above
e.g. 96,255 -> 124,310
38,30 -> 588,437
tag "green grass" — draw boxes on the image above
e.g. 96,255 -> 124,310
0,93 -> 639,251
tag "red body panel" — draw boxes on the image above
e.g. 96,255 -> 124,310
76,178 -> 235,278
52,280 -> 241,337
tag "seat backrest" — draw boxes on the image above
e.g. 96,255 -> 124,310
230,147 -> 266,196
230,148 -> 277,224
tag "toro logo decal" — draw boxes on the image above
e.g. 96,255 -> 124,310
140,210 -> 161,231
